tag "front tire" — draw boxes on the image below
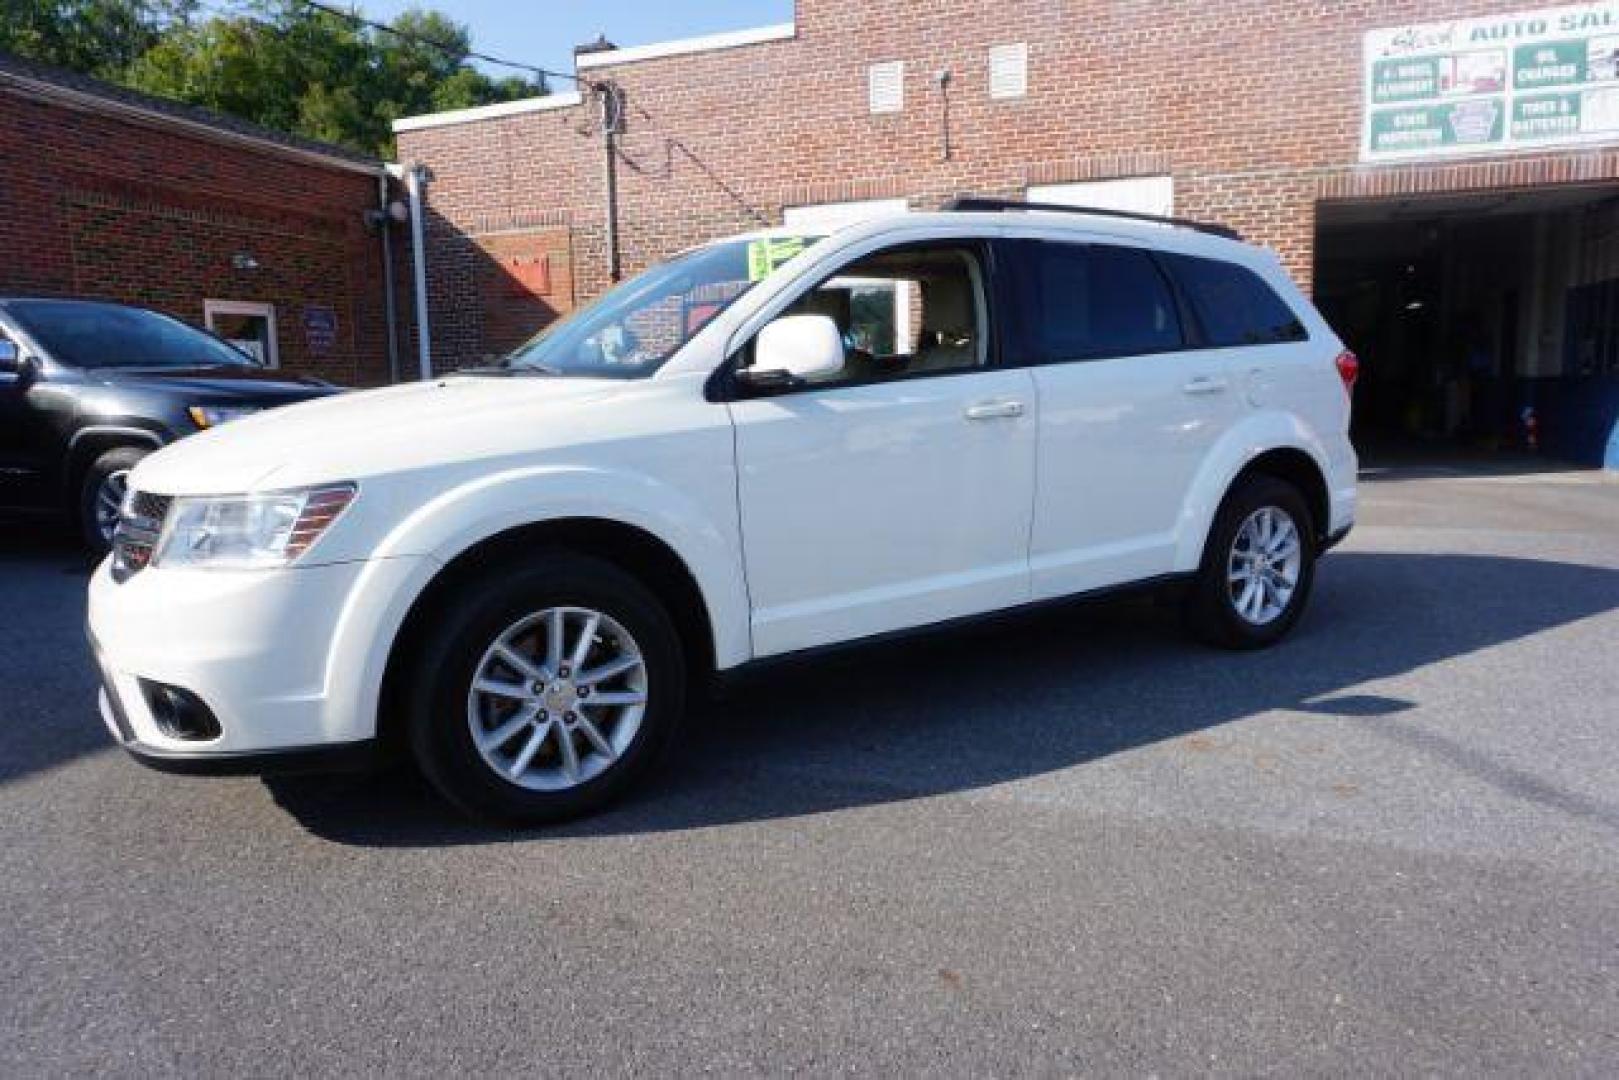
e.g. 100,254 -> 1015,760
1185,474 -> 1316,650
405,551 -> 685,825
78,446 -> 148,556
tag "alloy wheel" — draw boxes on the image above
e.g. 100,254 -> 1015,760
1226,506 -> 1302,626
95,470 -> 130,544
466,606 -> 648,791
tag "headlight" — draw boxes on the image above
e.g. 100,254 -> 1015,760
152,483 -> 357,570
188,405 -> 260,429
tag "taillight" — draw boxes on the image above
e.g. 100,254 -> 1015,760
1334,350 -> 1359,396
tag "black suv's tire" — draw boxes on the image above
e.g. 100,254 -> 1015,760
1185,474 -> 1316,650
405,551 -> 685,825
77,446 -> 149,556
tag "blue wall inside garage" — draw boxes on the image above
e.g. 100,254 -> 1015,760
1519,376 -> 1619,468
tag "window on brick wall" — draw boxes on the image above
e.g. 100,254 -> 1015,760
204,300 -> 280,368
1028,176 -> 1175,218
869,61 -> 904,114
988,43 -> 1028,99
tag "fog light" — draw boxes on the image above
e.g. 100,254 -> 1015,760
139,681 -> 222,742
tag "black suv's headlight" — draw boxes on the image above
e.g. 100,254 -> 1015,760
187,405 -> 260,429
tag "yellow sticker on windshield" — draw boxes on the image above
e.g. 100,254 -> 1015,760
747,236 -> 809,280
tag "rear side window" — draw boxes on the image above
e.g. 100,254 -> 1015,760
1163,254 -> 1308,346
1024,242 -> 1183,361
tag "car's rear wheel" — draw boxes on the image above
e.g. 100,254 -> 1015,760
1185,474 -> 1316,649
78,446 -> 149,556
405,551 -> 685,824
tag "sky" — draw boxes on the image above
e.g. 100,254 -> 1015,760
360,1 -> 795,86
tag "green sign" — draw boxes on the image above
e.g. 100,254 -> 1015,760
1514,39 -> 1586,87
1512,91 -> 1583,137
746,236 -> 809,281
1372,57 -> 1441,102
1368,100 -> 1505,153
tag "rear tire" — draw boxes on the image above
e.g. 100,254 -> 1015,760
404,551 -> 685,825
1185,474 -> 1316,650
77,446 -> 148,556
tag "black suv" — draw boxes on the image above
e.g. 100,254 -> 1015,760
0,298 -> 340,552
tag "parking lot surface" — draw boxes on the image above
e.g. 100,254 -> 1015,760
3,463 -> 1618,1075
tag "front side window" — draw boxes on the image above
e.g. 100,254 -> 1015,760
1021,241 -> 1183,361
6,301 -> 256,369
761,242 -> 990,386
492,234 -> 821,379
1163,253 -> 1308,346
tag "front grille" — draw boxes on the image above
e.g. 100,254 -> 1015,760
129,491 -> 172,522
111,491 -> 171,583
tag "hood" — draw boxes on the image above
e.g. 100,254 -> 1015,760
130,374 -> 649,494
91,365 -> 337,404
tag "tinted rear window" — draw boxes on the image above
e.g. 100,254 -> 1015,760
1026,242 -> 1183,360
1163,254 -> 1308,347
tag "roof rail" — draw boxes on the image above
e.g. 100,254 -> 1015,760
941,196 -> 1243,241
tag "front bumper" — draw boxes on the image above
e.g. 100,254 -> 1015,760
87,553 -> 430,767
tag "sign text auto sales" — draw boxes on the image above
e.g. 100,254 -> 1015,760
1363,2 -> 1619,161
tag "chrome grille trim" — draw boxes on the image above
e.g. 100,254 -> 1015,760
110,491 -> 171,583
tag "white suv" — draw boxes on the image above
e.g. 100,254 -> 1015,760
88,201 -> 1358,823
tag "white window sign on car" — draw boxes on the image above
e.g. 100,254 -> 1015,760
88,201 -> 1360,826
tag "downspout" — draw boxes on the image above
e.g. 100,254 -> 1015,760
377,168 -> 401,384
404,163 -> 433,380
599,82 -> 623,283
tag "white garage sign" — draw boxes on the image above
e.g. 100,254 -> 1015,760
1364,1 -> 1619,161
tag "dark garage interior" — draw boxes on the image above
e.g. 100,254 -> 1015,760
1315,185 -> 1619,468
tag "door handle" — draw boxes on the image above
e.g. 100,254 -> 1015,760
964,399 -> 1025,421
1182,375 -> 1229,395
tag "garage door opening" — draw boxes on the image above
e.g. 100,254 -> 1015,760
1315,186 -> 1619,468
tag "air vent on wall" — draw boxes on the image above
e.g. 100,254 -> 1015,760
869,60 -> 904,114
989,43 -> 1028,99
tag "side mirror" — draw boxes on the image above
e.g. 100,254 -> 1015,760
0,340 -> 26,378
738,314 -> 844,390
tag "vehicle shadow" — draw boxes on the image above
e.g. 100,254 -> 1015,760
265,551 -> 1619,847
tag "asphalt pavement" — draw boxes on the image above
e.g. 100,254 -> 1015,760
2,460 -> 1617,1075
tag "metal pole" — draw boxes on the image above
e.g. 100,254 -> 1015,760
405,164 -> 433,380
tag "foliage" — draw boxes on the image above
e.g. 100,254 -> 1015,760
0,0 -> 544,157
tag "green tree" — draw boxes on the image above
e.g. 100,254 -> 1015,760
2,0 -> 543,157
0,0 -> 192,76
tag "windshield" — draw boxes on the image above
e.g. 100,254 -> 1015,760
5,301 -> 255,369
490,234 -> 821,379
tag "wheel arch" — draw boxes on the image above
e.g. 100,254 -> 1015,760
1234,448 -> 1329,542
1175,417 -> 1334,572
61,426 -> 164,509
375,517 -> 719,757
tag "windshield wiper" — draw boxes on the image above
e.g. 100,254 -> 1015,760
456,362 -> 562,377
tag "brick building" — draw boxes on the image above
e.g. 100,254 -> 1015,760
0,52 -> 407,386
397,0 -> 1619,466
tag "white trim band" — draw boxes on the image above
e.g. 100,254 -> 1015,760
393,91 -> 584,134
575,22 -> 796,69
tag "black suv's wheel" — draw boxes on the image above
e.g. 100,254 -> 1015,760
405,551 -> 685,824
1185,474 -> 1316,650
77,446 -> 149,556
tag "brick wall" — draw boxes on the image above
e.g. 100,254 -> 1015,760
398,0 -> 1619,370
0,88 -> 408,385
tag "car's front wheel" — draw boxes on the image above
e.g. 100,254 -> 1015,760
78,446 -> 149,556
405,551 -> 685,824
1185,474 -> 1316,649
